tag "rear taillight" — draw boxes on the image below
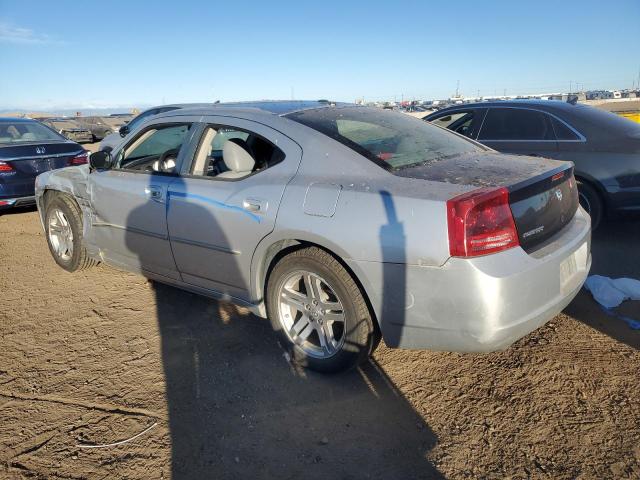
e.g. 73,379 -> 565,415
447,187 -> 519,257
0,161 -> 14,172
68,151 -> 88,166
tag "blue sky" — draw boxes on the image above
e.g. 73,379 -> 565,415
0,0 -> 638,111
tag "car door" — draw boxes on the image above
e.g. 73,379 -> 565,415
87,120 -> 197,279
166,117 -> 302,301
477,107 -> 558,157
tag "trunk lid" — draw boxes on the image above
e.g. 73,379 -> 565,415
508,165 -> 578,251
0,141 -> 84,176
394,152 -> 579,252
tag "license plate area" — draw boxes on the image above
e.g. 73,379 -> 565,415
560,242 -> 588,294
34,158 -> 52,172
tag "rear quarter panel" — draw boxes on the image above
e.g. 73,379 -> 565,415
251,123 -> 471,307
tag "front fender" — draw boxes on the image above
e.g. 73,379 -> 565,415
35,165 -> 91,228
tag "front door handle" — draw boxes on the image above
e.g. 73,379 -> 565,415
145,185 -> 164,203
242,197 -> 267,213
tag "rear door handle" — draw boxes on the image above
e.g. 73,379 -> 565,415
242,197 -> 267,213
145,185 -> 164,203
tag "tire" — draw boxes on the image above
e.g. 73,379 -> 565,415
267,246 -> 378,373
577,180 -> 603,230
44,194 -> 97,272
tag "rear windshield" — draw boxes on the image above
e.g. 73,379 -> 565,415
48,120 -> 81,129
0,121 -> 64,144
286,106 -> 483,170
571,104 -> 640,136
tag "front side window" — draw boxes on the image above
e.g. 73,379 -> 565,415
431,111 -> 470,129
478,108 -> 554,141
286,106 -> 483,171
0,121 -> 64,144
116,124 -> 191,172
190,126 -> 284,179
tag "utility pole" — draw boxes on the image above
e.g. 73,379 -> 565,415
569,80 -> 572,94
455,80 -> 460,97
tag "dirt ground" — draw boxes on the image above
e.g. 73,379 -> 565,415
1,183 -> 639,479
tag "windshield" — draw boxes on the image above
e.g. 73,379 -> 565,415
286,106 -> 483,170
0,121 -> 65,144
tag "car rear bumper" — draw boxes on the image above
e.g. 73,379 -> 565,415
0,195 -> 36,209
349,207 -> 591,352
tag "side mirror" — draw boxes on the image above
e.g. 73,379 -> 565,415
89,150 -> 112,170
119,125 -> 129,137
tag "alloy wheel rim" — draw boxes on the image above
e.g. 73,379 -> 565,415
277,270 -> 346,359
48,208 -> 73,261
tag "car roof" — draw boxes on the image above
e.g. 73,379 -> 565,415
434,99 -> 579,113
154,100 -> 347,118
0,117 -> 38,123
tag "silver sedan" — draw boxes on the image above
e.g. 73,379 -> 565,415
34,101 -> 591,372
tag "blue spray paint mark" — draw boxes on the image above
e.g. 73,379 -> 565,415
167,190 -> 261,224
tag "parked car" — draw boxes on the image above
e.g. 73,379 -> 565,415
35,101 -> 590,373
425,100 -> 640,228
75,116 -> 116,142
99,104 -> 210,151
42,118 -> 93,144
0,117 -> 87,210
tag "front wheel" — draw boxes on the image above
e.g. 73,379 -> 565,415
267,247 -> 378,373
45,194 -> 97,272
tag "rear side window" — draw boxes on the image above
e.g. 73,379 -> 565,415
479,108 -> 554,141
551,117 -> 580,140
190,125 -> 284,180
286,106 -> 482,171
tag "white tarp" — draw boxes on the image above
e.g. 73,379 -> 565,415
584,275 -> 640,309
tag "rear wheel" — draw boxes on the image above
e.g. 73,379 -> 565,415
267,246 -> 377,373
577,180 -> 603,230
45,194 -> 97,272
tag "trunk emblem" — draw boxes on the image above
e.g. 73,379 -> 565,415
555,189 -> 563,201
36,146 -> 46,154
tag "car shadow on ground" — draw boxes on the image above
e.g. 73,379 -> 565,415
125,176 -> 444,479
564,216 -> 640,350
153,283 -> 443,479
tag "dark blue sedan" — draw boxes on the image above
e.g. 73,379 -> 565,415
425,100 -> 640,228
0,117 -> 87,210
